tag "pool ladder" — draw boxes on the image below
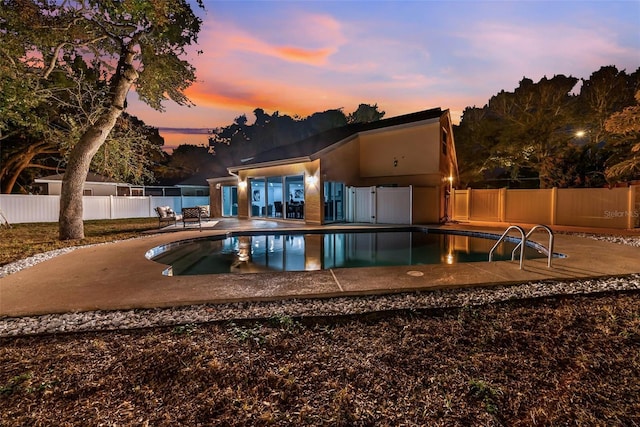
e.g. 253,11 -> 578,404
488,224 -> 555,270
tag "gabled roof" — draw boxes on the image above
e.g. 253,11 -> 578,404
228,107 -> 445,172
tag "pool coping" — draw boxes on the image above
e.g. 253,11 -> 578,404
1,221 -> 639,318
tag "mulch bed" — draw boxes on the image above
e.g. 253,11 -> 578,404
1,291 -> 639,426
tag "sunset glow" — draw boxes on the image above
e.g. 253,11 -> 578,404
125,1 -> 640,147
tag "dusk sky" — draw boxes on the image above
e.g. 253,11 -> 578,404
125,0 -> 640,150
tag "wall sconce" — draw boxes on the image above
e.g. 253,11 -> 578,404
393,158 -> 398,167
306,175 -> 318,186
238,180 -> 247,189
215,183 -> 221,190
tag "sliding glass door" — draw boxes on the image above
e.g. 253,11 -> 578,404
267,176 -> 283,218
249,178 -> 266,217
221,186 -> 238,217
285,176 -> 304,219
249,175 -> 304,220
324,181 -> 344,223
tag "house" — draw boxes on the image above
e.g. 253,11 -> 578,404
33,172 -> 209,197
33,172 -> 145,196
207,107 -> 459,225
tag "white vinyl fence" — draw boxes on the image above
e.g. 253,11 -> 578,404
0,195 -> 210,224
345,186 -> 413,224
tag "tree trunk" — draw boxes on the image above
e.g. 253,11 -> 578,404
58,48 -> 138,240
58,123 -> 119,240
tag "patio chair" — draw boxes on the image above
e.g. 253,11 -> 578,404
182,207 -> 202,229
155,206 -> 181,228
274,201 -> 283,217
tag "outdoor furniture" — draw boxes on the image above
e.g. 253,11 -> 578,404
197,205 -> 210,218
287,202 -> 304,219
155,206 -> 181,228
182,207 -> 203,229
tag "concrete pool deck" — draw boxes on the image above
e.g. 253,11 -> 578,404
1,220 -> 639,318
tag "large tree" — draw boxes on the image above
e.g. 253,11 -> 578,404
487,75 -> 580,188
208,104 -> 384,169
604,89 -> 640,181
454,67 -> 640,188
1,0 -> 203,239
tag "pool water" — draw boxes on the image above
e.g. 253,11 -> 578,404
149,230 -> 546,276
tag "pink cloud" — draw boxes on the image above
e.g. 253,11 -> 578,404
457,22 -> 638,81
202,12 -> 345,66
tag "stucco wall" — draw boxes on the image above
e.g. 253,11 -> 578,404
359,121 -> 440,178
412,186 -> 441,223
320,137 -> 361,184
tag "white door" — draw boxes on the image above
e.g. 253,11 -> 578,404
346,186 -> 375,223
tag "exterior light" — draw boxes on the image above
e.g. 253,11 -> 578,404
215,183 -> 221,190
238,180 -> 247,189
306,175 -> 318,186
575,130 -> 586,138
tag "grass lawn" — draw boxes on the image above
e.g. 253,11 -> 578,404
0,218 -> 158,266
1,220 -> 639,425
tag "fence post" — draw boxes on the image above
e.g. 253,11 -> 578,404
109,195 -> 115,219
466,188 -> 472,221
550,187 -> 558,226
499,188 -> 507,222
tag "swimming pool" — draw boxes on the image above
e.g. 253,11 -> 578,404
146,228 -> 549,276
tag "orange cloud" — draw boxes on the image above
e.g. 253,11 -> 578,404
226,33 -> 335,65
204,11 -> 344,66
275,46 -> 335,65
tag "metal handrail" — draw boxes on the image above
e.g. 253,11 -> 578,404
512,224 -> 555,268
489,225 -> 526,269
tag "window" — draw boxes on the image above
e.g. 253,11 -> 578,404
441,129 -> 448,155
82,189 -> 93,196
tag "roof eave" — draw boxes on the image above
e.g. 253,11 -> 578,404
227,156 -> 313,174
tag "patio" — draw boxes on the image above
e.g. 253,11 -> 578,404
1,220 -> 639,318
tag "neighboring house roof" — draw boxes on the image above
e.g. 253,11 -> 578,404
176,174 -> 210,187
227,107 -> 446,173
34,172 -> 131,186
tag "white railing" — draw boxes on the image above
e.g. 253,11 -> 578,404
0,195 -> 210,224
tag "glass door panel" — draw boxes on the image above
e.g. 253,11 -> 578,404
267,176 -> 283,218
249,178 -> 266,217
221,186 -> 238,217
285,175 -> 304,220
323,182 -> 345,223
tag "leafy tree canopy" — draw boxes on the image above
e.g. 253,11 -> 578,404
454,66 -> 640,188
1,0 -> 204,239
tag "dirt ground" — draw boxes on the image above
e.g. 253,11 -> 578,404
1,290 -> 639,426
